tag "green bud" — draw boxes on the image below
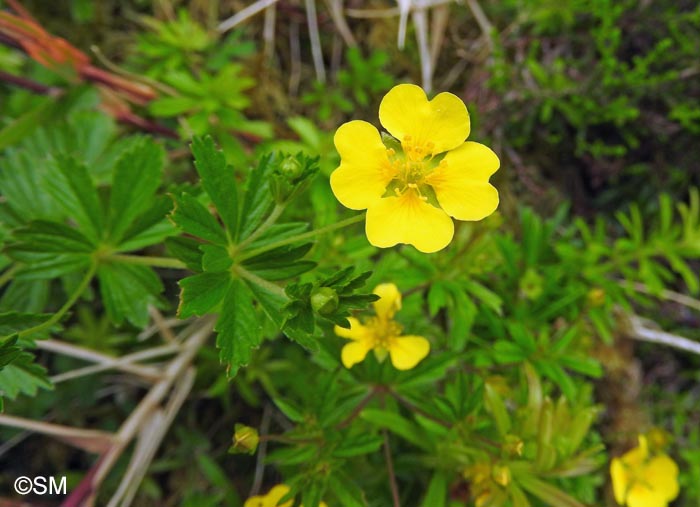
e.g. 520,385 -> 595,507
310,287 -> 339,315
229,423 -> 259,455
279,155 -> 304,179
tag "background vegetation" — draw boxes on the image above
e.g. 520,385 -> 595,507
1,0 -> 699,506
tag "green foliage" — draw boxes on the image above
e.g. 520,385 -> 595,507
172,137 -> 375,376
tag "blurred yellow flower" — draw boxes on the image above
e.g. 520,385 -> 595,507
330,83 -> 499,253
334,283 -> 430,370
244,485 -> 327,507
610,435 -> 679,507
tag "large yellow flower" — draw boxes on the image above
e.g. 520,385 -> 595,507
610,436 -> 680,507
244,485 -> 327,507
330,83 -> 500,253
334,283 -> 430,370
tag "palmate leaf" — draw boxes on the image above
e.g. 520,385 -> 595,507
0,350 -> 52,403
191,136 -> 239,238
97,263 -> 164,328
215,280 -> 261,377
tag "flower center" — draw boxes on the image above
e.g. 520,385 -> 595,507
367,316 -> 403,350
383,135 -> 446,203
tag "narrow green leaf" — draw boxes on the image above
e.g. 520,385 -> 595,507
273,397 -> 305,423
191,136 -> 239,237
359,409 -> 430,450
332,433 -> 382,458
421,472 -> 447,507
516,473 -> 585,507
165,236 -> 203,271
109,138 -> 164,243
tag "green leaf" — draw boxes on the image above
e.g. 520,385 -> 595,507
359,409 -> 430,450
117,195 -> 176,252
0,312 -> 53,341
0,335 -> 22,370
484,382 -> 511,437
238,154 -> 276,240
13,254 -> 90,280
327,474 -> 366,507
11,220 -> 95,253
0,98 -> 55,151
178,273 -> 231,318
44,155 -> 103,241
170,192 -> 227,245
243,278 -> 288,328
215,280 -> 261,377
98,263 -> 163,327
273,397 -> 305,423
165,236 -> 203,271
108,138 -> 164,243
421,472 -> 447,507
332,433 -> 382,458
0,350 -> 52,401
248,261 -> 316,281
191,136 -> 239,238
201,244 -> 233,272
516,473 -> 585,507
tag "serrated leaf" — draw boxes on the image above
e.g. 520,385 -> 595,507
117,195 -> 176,252
11,220 -> 95,253
165,236 -> 204,271
13,254 -> 90,281
201,244 -> 233,272
0,312 -> 53,341
215,280 -> 261,377
191,136 -> 239,237
248,261 -> 317,281
109,138 -> 164,243
0,350 -> 52,400
243,277 -> 288,328
170,192 -> 227,245
239,153 -> 276,240
359,409 -> 429,450
44,155 -> 103,241
178,273 -> 231,318
98,263 -> 163,327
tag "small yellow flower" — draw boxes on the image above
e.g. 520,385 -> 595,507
330,83 -> 500,253
334,283 -> 430,370
610,436 -> 680,507
244,485 -> 328,507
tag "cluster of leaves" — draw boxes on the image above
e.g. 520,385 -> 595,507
0,107 -> 174,403
131,9 -> 271,164
172,136 -> 377,376
488,0 -> 700,206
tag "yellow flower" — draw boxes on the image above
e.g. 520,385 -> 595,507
244,485 -> 328,507
330,83 -> 500,253
334,283 -> 430,370
610,436 -> 680,507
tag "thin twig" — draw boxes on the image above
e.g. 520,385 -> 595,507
412,4 -> 432,93
0,414 -> 114,453
325,0 -> 356,46
148,305 -> 179,344
382,429 -> 401,507
263,3 -> 277,61
289,21 -> 302,95
305,0 -> 326,82
619,280 -> 700,313
218,0 -> 280,33
625,314 -> 700,356
465,0 -> 493,49
249,402 -> 273,497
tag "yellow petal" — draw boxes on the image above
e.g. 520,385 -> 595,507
244,485 -> 293,507
626,483 -> 668,507
610,458 -> 629,505
341,339 -> 374,368
331,120 -> 395,210
373,283 -> 402,319
365,191 -> 454,253
426,142 -> 500,221
378,84 -> 470,155
643,455 -> 679,502
334,317 -> 368,340
388,335 -> 430,370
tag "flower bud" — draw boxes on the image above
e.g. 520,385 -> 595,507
310,287 -> 339,315
229,424 -> 259,455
